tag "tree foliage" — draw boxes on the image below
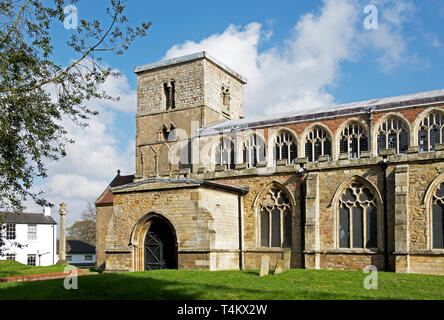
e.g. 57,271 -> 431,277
0,0 -> 151,213
67,201 -> 96,245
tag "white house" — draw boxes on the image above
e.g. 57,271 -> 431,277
0,208 -> 58,266
65,240 -> 96,267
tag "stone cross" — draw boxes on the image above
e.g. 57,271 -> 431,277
58,202 -> 67,264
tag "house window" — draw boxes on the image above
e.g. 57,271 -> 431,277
273,131 -> 297,165
304,127 -> 331,162
418,111 -> 444,152
259,187 -> 292,248
6,224 -> 16,240
27,224 -> 37,240
66,255 -> 72,261
6,254 -> 16,261
27,254 -> 36,266
432,182 -> 444,249
215,137 -> 235,169
243,134 -> 266,168
164,80 -> 176,110
377,117 -> 409,155
339,123 -> 368,159
338,181 -> 378,249
85,255 -> 93,261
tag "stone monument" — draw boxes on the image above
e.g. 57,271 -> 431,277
57,202 -> 68,265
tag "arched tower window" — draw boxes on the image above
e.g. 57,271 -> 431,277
377,117 -> 409,154
243,134 -> 266,168
164,80 -> 176,110
222,85 -> 230,107
304,126 -> 331,162
338,180 -> 378,249
162,124 -> 176,141
215,137 -> 235,169
339,123 -> 368,159
418,111 -> 444,152
259,187 -> 292,248
431,182 -> 444,249
273,131 -> 297,165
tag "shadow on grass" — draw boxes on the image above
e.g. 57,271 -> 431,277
0,270 -> 402,300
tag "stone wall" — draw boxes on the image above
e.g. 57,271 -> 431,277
95,204 -> 114,270
102,184 -> 243,271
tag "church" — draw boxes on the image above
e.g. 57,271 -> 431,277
95,51 -> 444,275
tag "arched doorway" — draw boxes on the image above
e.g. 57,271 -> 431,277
144,218 -> 177,270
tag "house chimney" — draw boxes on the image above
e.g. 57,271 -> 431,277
43,207 -> 51,216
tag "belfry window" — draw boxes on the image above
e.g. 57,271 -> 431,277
274,131 -> 297,165
339,123 -> 368,159
222,86 -> 230,107
304,127 -> 331,162
418,111 -> 444,152
432,182 -> 444,249
243,134 -> 266,168
338,181 -> 378,249
215,137 -> 235,169
377,118 -> 409,154
259,187 -> 292,248
164,80 -> 176,110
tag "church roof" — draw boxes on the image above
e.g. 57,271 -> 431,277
1,211 -> 57,225
95,171 -> 135,206
110,178 -> 249,195
198,88 -> 444,135
134,51 -> 248,84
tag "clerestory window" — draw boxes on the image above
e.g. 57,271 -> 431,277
304,127 -> 332,162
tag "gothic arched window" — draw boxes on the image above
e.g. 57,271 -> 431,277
418,111 -> 444,152
304,127 -> 332,162
338,181 -> 378,249
339,123 -> 369,159
259,187 -> 292,248
215,137 -> 235,169
432,182 -> 444,249
377,117 -> 409,155
273,131 -> 297,165
243,134 -> 266,168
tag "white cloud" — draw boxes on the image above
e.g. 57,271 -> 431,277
93,70 -> 137,113
360,0 -> 416,71
164,0 -> 416,116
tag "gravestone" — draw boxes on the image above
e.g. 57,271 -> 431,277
274,259 -> 284,275
283,248 -> 291,271
259,255 -> 270,277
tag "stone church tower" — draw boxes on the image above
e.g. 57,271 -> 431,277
133,52 -> 247,179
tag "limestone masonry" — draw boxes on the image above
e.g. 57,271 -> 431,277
96,51 -> 444,275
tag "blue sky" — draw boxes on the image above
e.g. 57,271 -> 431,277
28,0 -> 444,226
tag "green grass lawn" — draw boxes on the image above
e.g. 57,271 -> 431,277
0,267 -> 443,300
0,261 -> 93,278
0,261 -> 70,278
